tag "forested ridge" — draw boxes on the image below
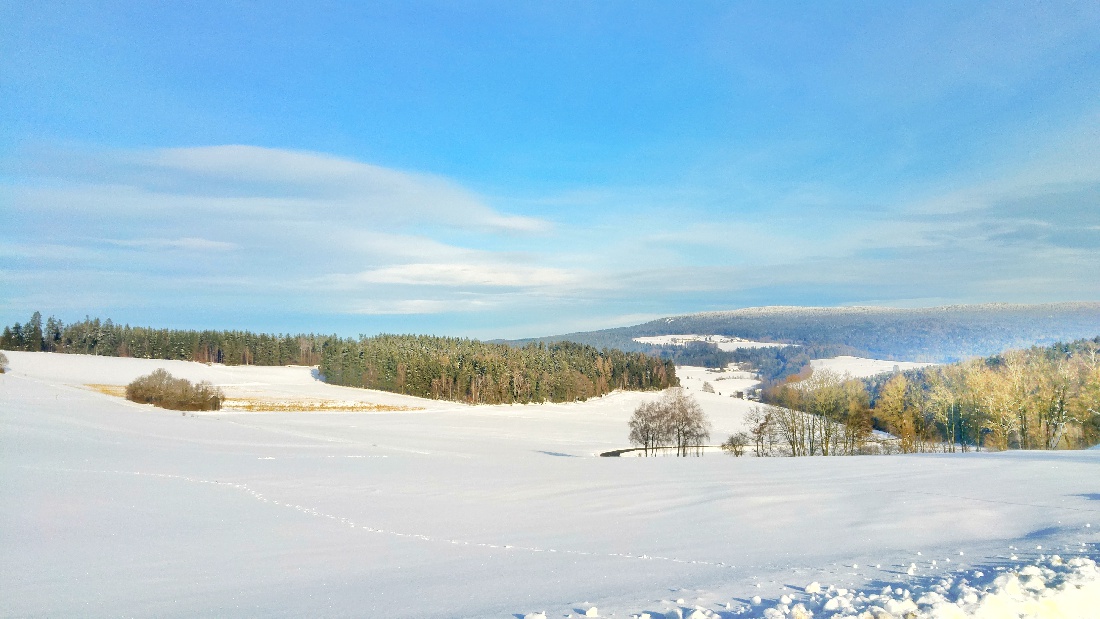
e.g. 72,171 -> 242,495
512,302 -> 1100,363
1,312 -> 676,404
320,334 -> 676,404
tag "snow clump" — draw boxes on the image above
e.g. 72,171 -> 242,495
639,554 -> 1100,618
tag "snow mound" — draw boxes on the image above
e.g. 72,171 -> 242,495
743,555 -> 1099,618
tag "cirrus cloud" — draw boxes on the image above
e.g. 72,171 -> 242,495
350,262 -> 580,289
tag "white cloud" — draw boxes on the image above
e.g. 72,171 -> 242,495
349,298 -> 495,315
138,145 -> 551,233
0,144 -> 574,326
0,242 -> 98,261
8,144 -> 551,233
347,263 -> 580,288
105,237 -> 237,251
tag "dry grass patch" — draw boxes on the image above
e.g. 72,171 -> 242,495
223,398 -> 421,412
83,384 -> 418,413
86,384 -> 127,397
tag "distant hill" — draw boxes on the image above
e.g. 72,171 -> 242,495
509,302 -> 1100,363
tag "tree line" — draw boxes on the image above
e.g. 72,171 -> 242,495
752,337 -> 1100,455
1,312 -> 326,366
320,334 -> 676,404
1,313 -> 676,405
2,312 -> 677,404
863,337 -> 1100,452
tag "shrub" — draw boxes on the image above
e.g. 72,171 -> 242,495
0,351 -> 7,373
722,431 -> 750,457
125,369 -> 223,411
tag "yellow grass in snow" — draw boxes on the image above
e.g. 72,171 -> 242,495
222,398 -> 420,412
85,383 -> 127,397
84,384 -> 419,412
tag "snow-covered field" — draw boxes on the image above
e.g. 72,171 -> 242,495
2,351 -> 1098,618
809,356 -> 936,379
633,335 -> 789,351
675,364 -> 760,399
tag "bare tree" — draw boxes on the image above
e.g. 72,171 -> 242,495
841,378 -> 873,454
876,374 -> 918,453
1036,355 -> 1082,449
662,388 -> 711,456
628,401 -> 670,456
771,403 -> 810,456
746,405 -> 776,457
628,389 -> 711,457
800,369 -> 848,455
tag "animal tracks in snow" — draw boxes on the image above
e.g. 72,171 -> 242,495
26,466 -> 737,570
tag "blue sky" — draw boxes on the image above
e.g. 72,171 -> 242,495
2,1 -> 1099,338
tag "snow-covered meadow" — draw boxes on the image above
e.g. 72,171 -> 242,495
633,335 -> 788,351
2,351 -> 1098,618
808,356 -> 936,380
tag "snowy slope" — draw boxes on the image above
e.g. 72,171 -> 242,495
632,335 -> 788,351
1,351 -> 1097,618
810,356 -> 935,379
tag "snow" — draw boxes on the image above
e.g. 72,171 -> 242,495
633,335 -> 789,351
675,363 -> 761,401
2,350 -> 1098,618
741,554 -> 1100,618
810,355 -> 936,379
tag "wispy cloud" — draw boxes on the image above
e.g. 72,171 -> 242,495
349,263 -> 580,288
12,144 -> 552,234
105,237 -> 238,252
349,298 -> 495,315
0,144 -> 580,333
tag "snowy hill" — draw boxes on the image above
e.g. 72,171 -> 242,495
2,351 -> 1097,617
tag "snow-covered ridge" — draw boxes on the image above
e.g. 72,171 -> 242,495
669,301 -> 1100,321
633,334 -> 789,351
